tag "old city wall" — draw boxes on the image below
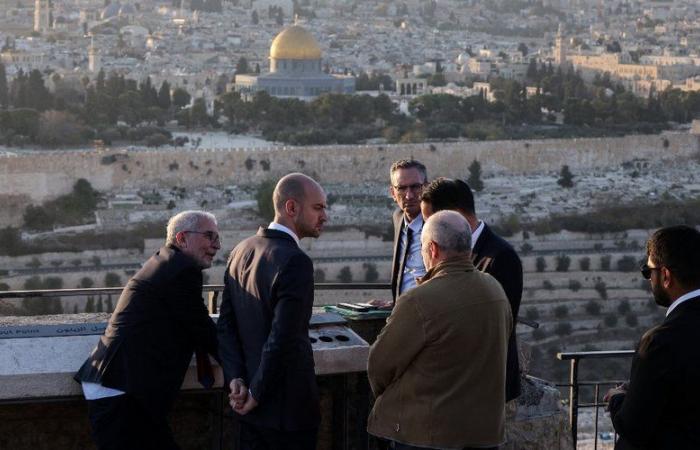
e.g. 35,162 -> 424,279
1,134 -> 697,208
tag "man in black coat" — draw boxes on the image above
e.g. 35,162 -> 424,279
420,178 -> 523,402
604,226 -> 700,450
388,159 -> 429,303
74,210 -> 221,450
218,173 -> 328,450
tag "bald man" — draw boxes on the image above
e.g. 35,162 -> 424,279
218,173 -> 328,450
368,211 -> 512,450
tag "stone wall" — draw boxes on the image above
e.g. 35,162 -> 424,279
1,134 -> 697,208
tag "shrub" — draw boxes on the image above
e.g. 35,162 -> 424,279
585,300 -> 602,316
554,305 -> 569,318
314,268 -> 326,283
600,255 -> 611,271
525,307 -> 540,320
338,266 -> 353,283
594,280 -> 608,299
520,242 -> 533,255
568,279 -> 582,292
536,256 -> 547,272
617,300 -> 631,315
363,263 -> 379,283
104,272 -> 122,288
579,256 -> 591,271
604,313 -> 618,327
617,255 -> 637,272
555,254 -> 571,272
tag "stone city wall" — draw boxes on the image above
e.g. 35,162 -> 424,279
0,134 -> 697,207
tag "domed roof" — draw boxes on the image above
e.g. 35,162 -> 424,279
270,25 -> 321,60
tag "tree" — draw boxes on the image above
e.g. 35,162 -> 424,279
338,266 -> 353,283
236,57 -> 250,75
617,300 -> 631,315
0,62 -> 7,109
536,256 -> 547,272
604,313 -> 618,327
625,312 -> 638,327
467,160 -> 484,192
568,279 -> 582,292
517,43 -> 529,57
255,180 -> 276,222
172,87 -> 191,109
617,255 -> 637,272
594,280 -> 608,300
579,257 -> 590,271
251,9 -> 259,24
555,254 -> 571,272
157,81 -> 171,110
85,297 -> 95,313
557,165 -> 574,188
600,255 -> 611,271
79,277 -> 94,288
363,263 -> 379,282
314,268 -> 326,283
104,272 -> 122,287
554,305 -> 569,318
585,300 -> 601,316
96,296 -> 104,312
190,97 -> 209,127
555,322 -> 572,336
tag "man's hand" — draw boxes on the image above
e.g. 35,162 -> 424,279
604,382 -> 628,409
367,299 -> 393,310
233,392 -> 259,415
228,378 -> 248,410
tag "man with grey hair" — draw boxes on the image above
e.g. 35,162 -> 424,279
219,173 -> 327,450
368,210 -> 512,450
75,210 -> 221,449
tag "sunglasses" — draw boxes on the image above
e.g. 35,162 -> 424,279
640,263 -> 661,280
185,231 -> 221,245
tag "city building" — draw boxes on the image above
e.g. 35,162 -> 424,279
234,24 -> 355,100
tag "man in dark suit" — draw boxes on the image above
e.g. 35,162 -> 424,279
74,210 -> 221,450
420,178 -> 523,402
604,225 -> 700,450
388,159 -> 428,303
218,173 -> 327,450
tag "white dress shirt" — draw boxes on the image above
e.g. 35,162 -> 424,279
666,288 -> 700,317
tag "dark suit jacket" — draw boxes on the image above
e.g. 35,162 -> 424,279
390,209 -> 404,301
217,227 -> 320,431
472,223 -> 523,402
609,296 -> 700,450
74,245 -> 218,416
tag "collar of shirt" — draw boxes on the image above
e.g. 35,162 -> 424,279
666,288 -> 700,317
404,213 -> 424,233
268,222 -> 300,246
471,220 -> 484,249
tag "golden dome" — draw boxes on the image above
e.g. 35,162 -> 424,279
270,25 -> 322,60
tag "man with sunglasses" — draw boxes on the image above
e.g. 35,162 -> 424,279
604,225 -> 700,450
75,210 -> 221,449
387,159 -> 429,304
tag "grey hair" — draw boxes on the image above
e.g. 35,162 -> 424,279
166,210 -> 217,245
423,210 -> 472,254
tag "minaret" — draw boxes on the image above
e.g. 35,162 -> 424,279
34,0 -> 51,33
88,36 -> 101,73
554,23 -> 566,66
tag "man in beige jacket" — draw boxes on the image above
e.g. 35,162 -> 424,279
367,210 -> 512,450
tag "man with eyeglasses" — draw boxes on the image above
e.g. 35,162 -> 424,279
218,173 -> 328,450
74,210 -> 221,450
386,159 -> 428,305
604,225 -> 700,450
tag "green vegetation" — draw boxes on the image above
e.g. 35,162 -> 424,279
363,263 -> 379,282
23,179 -> 100,231
338,266 -> 353,283
21,276 -> 64,315
255,180 -> 276,222
555,254 -> 571,272
536,256 -> 547,272
467,160 -> 484,192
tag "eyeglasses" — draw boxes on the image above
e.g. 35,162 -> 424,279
640,263 -> 661,280
185,231 -> 221,245
393,183 -> 425,194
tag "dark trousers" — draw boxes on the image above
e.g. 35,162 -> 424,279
238,421 -> 318,450
391,440 -> 497,450
87,394 -> 179,450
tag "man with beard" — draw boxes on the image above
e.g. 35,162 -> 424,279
604,225 -> 700,450
218,173 -> 328,450
75,210 -> 221,450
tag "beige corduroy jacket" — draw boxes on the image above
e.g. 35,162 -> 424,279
367,256 -> 513,449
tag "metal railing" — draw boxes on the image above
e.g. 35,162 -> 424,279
0,283 -> 393,315
557,350 -> 635,449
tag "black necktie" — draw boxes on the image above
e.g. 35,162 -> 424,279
399,226 -> 414,289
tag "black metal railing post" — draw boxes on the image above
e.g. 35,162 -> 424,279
568,356 -> 579,445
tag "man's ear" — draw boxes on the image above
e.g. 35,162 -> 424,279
175,231 -> 188,247
284,199 -> 298,217
661,266 -> 673,289
429,240 -> 439,259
